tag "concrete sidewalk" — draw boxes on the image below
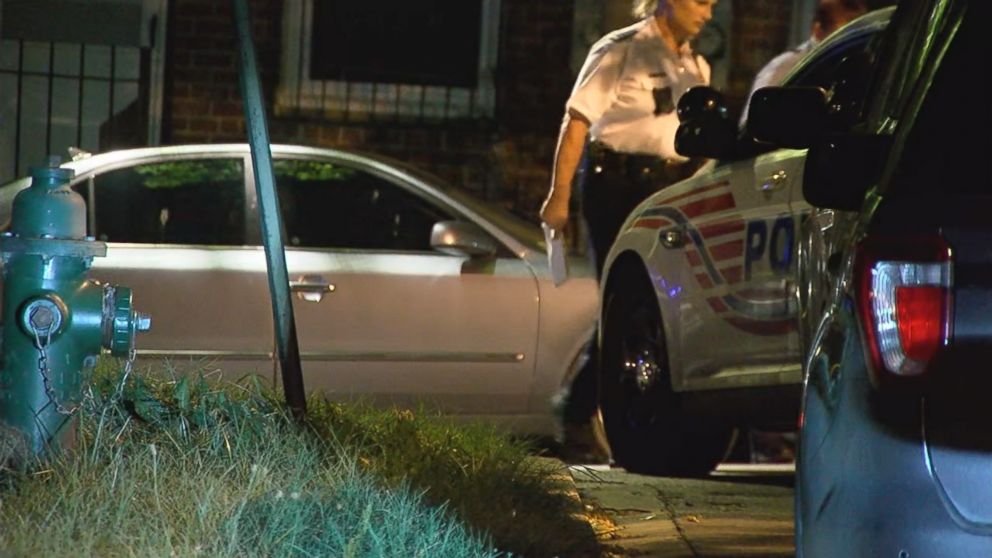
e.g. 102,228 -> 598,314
567,464 -> 795,557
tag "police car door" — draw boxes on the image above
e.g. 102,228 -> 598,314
674,146 -> 804,392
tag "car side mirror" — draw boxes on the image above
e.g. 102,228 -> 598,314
674,86 -> 737,159
747,86 -> 829,149
430,220 -> 497,258
804,134 -> 891,210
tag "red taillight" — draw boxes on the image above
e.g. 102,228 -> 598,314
895,286 -> 946,362
855,236 -> 953,385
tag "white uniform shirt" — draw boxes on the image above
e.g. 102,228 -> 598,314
566,17 -> 710,161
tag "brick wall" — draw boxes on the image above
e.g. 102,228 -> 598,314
164,0 -> 575,221
727,0 -> 795,116
492,0 -> 575,218
165,0 -> 280,144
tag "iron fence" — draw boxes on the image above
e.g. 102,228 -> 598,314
0,39 -> 147,182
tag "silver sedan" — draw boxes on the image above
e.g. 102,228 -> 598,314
0,144 -> 599,436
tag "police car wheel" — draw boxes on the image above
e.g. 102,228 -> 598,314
600,277 -> 731,477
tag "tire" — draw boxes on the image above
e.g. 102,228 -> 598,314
599,274 -> 732,476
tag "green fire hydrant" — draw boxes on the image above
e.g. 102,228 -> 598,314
0,156 -> 150,460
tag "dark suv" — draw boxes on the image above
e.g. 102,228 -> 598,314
751,0 -> 991,555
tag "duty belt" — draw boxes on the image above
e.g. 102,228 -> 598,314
586,142 -> 700,185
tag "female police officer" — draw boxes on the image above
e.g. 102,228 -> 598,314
540,0 -> 715,273
540,0 -> 715,461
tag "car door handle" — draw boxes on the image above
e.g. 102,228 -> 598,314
290,275 -> 336,302
759,170 -> 788,192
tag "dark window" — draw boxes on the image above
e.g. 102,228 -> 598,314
274,159 -> 453,251
788,33 -> 878,131
893,8 -> 984,196
77,158 -> 246,245
733,32 -> 880,161
310,1 -> 482,87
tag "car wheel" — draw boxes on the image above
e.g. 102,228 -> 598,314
599,275 -> 732,476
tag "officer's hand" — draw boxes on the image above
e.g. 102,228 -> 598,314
540,194 -> 570,231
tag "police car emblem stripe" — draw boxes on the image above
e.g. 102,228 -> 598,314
631,183 -> 797,336
698,220 -> 745,239
680,193 -> 735,218
652,180 -> 730,206
708,239 -> 744,261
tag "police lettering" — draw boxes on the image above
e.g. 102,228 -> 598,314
745,216 -> 794,279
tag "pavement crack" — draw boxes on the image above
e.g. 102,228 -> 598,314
600,507 -> 653,514
650,484 -> 702,558
568,466 -> 626,484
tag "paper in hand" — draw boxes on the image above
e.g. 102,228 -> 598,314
541,223 -> 568,286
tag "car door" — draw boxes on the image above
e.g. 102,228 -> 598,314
672,147 -> 804,391
75,154 -> 277,380
675,18 -> 889,391
267,155 -> 540,416
783,16 -> 890,351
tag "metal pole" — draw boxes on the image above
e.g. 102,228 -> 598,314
231,0 -> 307,420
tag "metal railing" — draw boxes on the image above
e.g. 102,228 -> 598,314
0,39 -> 146,182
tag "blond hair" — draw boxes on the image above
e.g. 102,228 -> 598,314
632,0 -> 661,19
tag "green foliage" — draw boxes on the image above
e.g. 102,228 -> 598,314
131,159 -> 355,191
306,399 -> 594,557
135,160 -> 244,189
0,362 -> 593,557
273,159 -> 356,182
228,474 -> 492,558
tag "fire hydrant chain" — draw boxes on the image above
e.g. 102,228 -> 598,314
31,326 -> 139,415
32,327 -> 80,416
115,329 -> 139,403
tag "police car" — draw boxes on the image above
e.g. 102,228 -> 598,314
596,8 -> 892,475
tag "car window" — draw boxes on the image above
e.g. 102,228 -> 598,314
273,159 -> 453,251
891,6 -> 984,196
76,158 -> 247,245
788,33 -> 878,132
732,31 -> 880,162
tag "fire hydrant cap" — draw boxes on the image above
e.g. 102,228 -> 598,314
14,156 -> 87,239
28,157 -> 75,187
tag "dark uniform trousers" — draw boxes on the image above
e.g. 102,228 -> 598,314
580,141 -> 701,276
562,142 -> 701,427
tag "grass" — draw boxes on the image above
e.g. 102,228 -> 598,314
0,361 -> 597,557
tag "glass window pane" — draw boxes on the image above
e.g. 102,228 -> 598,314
310,1 -> 482,87
82,158 -> 246,245
274,159 -> 452,251
789,36 -> 876,130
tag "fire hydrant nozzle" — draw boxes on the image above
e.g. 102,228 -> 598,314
103,286 -> 152,357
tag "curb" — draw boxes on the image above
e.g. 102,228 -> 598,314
564,464 -> 630,558
530,456 -> 607,557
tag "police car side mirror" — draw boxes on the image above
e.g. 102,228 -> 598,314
804,134 -> 891,210
675,86 -> 737,159
747,87 -> 829,149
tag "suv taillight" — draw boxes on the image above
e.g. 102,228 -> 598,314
854,236 -> 953,385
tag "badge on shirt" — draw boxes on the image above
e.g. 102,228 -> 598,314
653,86 -> 674,115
